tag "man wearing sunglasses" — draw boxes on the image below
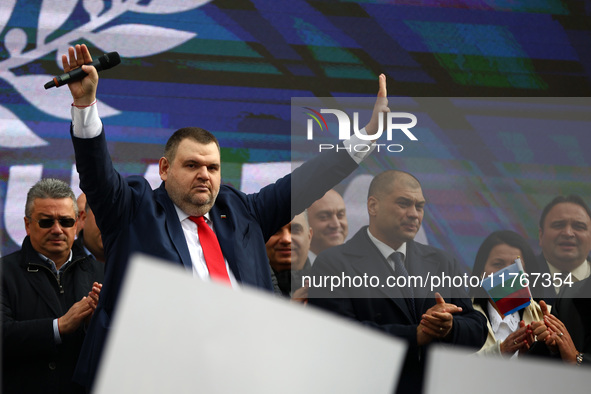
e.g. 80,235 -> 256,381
1,178 -> 104,394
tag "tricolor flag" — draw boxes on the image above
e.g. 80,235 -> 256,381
481,257 -> 532,316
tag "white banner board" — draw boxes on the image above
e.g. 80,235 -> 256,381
94,254 -> 407,394
425,345 -> 591,394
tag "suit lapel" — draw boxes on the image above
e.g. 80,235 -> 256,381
154,184 -> 193,271
405,240 -> 440,313
20,260 -> 63,316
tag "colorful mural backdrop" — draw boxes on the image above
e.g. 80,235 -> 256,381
1,0 -> 590,271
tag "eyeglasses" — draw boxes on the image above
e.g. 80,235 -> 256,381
34,218 -> 76,228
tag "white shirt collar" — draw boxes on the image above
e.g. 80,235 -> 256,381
37,250 -> 73,274
487,301 -> 520,334
174,204 -> 212,224
366,228 -> 407,261
546,258 -> 590,282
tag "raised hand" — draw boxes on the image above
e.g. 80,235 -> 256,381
365,74 -> 390,138
61,44 -> 99,106
86,282 -> 102,311
85,282 -> 103,324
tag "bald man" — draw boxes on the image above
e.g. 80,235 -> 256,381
307,189 -> 348,264
308,170 -> 486,394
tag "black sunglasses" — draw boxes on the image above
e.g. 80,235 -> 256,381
34,218 -> 76,228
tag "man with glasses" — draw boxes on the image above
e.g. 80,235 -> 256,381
1,178 -> 104,394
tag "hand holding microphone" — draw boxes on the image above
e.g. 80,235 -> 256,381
45,48 -> 120,89
55,44 -> 109,107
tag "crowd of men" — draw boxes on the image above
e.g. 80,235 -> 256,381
2,44 -> 589,394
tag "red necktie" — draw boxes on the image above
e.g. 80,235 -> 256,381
188,216 -> 231,284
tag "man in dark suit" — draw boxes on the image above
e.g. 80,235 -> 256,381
60,44 -> 388,389
544,278 -> 591,366
1,178 -> 103,394
527,279 -> 590,366
308,170 -> 487,394
531,195 -> 591,302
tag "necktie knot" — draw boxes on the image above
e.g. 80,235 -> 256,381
189,215 -> 206,225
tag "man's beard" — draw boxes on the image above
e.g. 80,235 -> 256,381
167,184 -> 218,217
184,192 -> 217,216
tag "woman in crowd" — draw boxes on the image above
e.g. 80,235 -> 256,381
470,230 -> 547,357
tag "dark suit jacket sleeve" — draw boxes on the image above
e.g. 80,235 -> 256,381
443,296 -> 488,348
244,147 -> 359,241
553,279 -> 591,358
308,273 -> 486,351
308,243 -> 487,350
1,256 -> 56,359
71,127 -> 138,239
439,255 -> 488,349
1,301 -> 56,357
309,294 -> 421,344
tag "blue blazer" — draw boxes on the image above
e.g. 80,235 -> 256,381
308,228 -> 487,394
71,129 -> 359,388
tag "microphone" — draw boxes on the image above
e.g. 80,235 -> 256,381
44,51 -> 121,89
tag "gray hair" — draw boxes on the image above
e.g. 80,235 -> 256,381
25,178 -> 77,218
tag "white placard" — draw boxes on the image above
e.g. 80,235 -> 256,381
425,345 -> 591,394
94,253 -> 407,394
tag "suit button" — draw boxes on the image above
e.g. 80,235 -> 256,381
48,361 -> 57,370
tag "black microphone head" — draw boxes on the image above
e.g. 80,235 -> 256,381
97,52 -> 121,70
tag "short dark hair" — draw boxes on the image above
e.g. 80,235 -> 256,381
367,170 -> 421,200
164,127 -> 220,162
470,230 -> 536,298
539,194 -> 591,230
25,178 -> 77,218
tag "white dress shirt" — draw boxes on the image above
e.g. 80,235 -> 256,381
486,302 -> 520,359
174,205 -> 238,286
366,228 -> 408,271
